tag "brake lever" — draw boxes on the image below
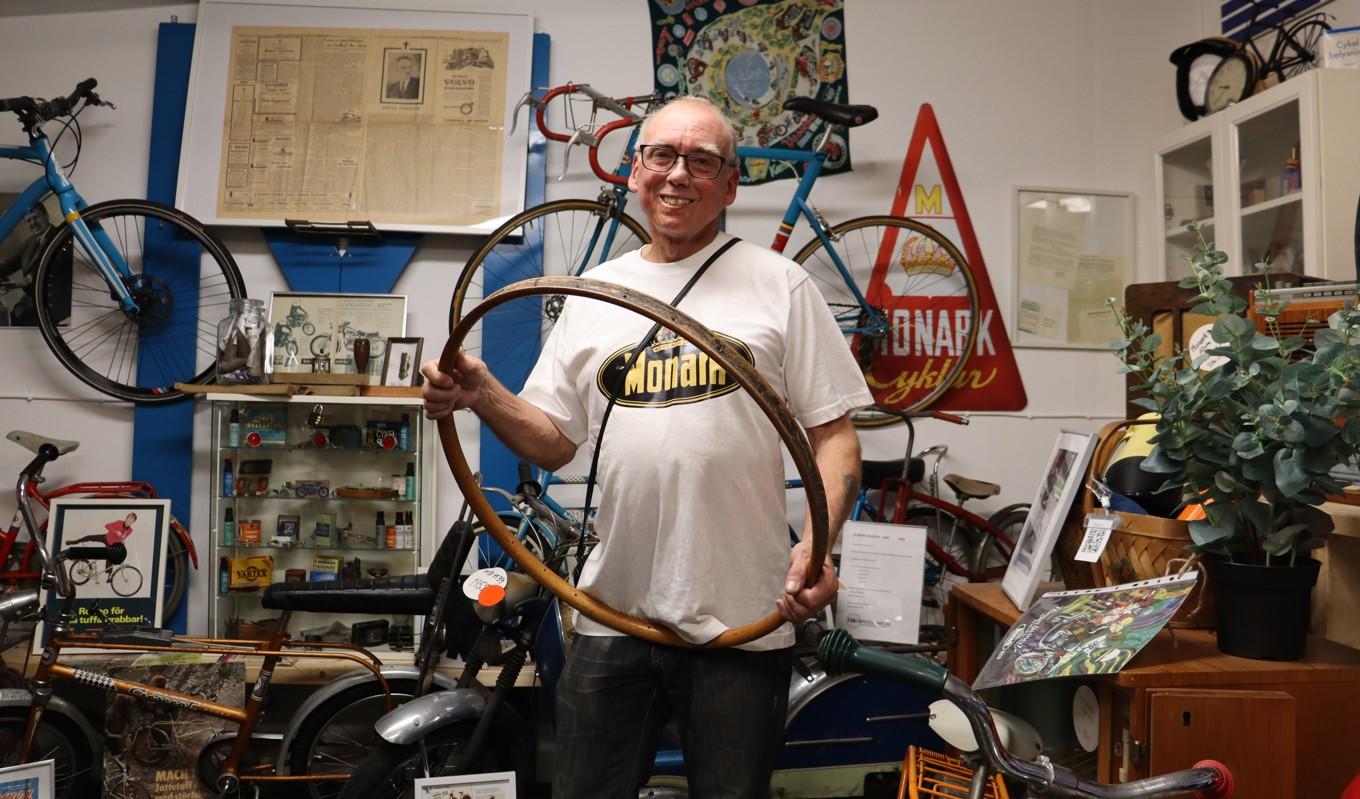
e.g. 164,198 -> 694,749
559,128 -> 600,181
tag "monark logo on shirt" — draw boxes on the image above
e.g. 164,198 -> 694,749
596,327 -> 755,408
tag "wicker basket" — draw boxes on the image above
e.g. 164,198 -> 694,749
1055,419 -> 1215,628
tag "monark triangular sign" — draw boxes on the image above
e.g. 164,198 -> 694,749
871,103 -> 1027,411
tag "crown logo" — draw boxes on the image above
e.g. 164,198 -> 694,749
898,234 -> 958,277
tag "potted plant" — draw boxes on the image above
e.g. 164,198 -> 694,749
1107,228 -> 1360,660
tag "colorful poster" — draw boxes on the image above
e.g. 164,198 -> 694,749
973,573 -> 1198,690
647,0 -> 851,185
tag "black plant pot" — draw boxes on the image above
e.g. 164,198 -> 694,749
1203,555 -> 1320,661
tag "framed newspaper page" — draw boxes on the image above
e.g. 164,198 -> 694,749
178,1 -> 532,234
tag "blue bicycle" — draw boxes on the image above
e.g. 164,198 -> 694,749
0,78 -> 245,403
449,83 -> 981,425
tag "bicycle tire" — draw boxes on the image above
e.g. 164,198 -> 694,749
130,724 -> 173,767
70,560 -> 93,586
448,199 -> 649,368
0,706 -> 102,799
903,505 -> 981,585
283,677 -> 424,799
111,564 -> 143,596
978,502 -> 1028,575
33,199 -> 246,404
1275,17 -> 1330,80
791,216 -> 980,427
337,720 -> 531,799
162,520 -> 190,620
438,276 -> 829,649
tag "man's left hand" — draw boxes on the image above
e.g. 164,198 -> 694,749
777,538 -> 837,623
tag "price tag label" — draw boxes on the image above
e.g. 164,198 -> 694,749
1075,513 -> 1120,562
463,567 -> 508,600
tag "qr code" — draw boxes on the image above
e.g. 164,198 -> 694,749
1080,528 -> 1109,555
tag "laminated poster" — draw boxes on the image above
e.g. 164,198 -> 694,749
973,573 -> 1198,690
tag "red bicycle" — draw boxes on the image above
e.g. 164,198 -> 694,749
0,430 -> 197,622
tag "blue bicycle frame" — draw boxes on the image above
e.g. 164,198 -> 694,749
0,132 -> 139,312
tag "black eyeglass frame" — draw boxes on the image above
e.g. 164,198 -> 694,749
636,144 -> 733,179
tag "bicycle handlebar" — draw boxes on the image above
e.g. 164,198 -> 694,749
0,78 -> 109,124
818,630 -> 1234,799
61,542 -> 128,565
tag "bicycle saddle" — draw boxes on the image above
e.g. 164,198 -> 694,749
943,473 -> 1000,501
7,430 -> 79,456
928,698 -> 1044,760
782,97 -> 878,128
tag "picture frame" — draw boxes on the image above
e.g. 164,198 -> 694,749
381,337 -> 424,386
381,47 -> 427,105
267,291 -> 407,378
1001,431 -> 1097,611
1012,186 -> 1135,349
34,498 -> 171,653
415,770 -> 516,799
0,756 -> 56,799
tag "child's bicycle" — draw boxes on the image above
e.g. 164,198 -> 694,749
0,430 -> 196,621
0,78 -> 246,403
449,82 -> 982,424
818,629 -> 1235,798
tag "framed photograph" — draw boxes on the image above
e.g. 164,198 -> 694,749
381,47 -> 427,104
1012,186 -> 1134,349
415,771 -> 515,799
34,498 -> 171,653
381,337 -> 424,386
0,757 -> 55,799
1002,431 -> 1096,612
267,292 -> 407,378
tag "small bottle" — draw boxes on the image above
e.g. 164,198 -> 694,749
402,511 -> 413,549
404,462 -> 416,501
1281,146 -> 1301,195
228,408 -> 241,447
385,522 -> 397,549
219,556 -> 230,596
223,458 -> 234,497
375,511 -> 385,548
399,414 -> 410,451
223,508 -> 236,546
390,474 -> 404,494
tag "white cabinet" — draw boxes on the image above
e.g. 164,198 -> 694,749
206,394 -> 435,649
1155,68 -> 1360,281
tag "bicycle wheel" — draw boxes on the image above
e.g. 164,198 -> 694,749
338,720 -> 531,799
284,677 -> 424,799
0,706 -> 102,799
70,560 -> 93,586
130,724 -> 173,767
978,503 -> 1027,576
162,520 -> 190,620
1275,17 -> 1330,80
33,199 -> 246,404
111,564 -> 143,596
903,505 -> 981,586
448,199 -> 649,368
792,216 -> 979,426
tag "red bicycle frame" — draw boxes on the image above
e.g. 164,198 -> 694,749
0,478 -> 197,583
875,479 -> 1014,581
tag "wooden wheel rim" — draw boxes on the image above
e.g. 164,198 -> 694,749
438,276 -> 828,648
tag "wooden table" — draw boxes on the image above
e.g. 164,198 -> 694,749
947,582 -> 1360,799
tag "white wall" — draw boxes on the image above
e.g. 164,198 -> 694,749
2,0 -> 1314,631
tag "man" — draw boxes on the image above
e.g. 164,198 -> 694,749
385,55 -> 420,100
421,96 -> 870,797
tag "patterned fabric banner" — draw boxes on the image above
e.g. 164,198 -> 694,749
647,0 -> 851,184
1221,0 -> 1327,42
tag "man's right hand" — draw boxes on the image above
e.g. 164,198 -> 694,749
420,351 -> 486,419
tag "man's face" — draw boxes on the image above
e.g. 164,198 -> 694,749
627,102 -> 738,259
396,58 -> 414,79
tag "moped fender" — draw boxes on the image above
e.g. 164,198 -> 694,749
374,688 -> 486,746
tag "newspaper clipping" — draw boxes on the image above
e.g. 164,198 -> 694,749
218,27 -> 507,226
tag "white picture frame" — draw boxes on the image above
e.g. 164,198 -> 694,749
414,771 -> 515,799
1001,431 -> 1097,611
0,758 -> 56,799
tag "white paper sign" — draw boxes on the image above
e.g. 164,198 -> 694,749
462,566 -> 508,600
836,520 -> 927,644
1075,514 -> 1119,562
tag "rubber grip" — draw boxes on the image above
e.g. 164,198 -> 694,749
63,542 -> 127,565
1192,760 -> 1234,798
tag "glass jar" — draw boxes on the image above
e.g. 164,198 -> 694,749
216,298 -> 267,384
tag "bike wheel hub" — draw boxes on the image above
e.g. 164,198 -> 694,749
124,273 -> 174,327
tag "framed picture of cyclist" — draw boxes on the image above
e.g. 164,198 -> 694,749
33,497 -> 170,652
267,291 -> 408,380
381,337 -> 424,386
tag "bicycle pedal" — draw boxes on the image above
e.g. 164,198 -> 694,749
99,625 -> 174,646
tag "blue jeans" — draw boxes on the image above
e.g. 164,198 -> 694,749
553,635 -> 792,798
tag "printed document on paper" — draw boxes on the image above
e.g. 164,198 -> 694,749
836,520 -> 926,644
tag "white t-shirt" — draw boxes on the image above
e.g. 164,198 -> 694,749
519,233 -> 873,650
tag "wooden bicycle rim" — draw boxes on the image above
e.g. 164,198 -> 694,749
439,276 -> 828,648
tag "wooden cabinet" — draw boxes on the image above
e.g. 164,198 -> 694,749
947,582 -> 1360,798
1155,68 -> 1360,281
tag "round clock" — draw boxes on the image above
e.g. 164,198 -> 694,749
1205,51 -> 1256,113
1169,38 -> 1243,121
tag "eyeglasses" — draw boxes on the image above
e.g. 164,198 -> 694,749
637,145 -> 730,180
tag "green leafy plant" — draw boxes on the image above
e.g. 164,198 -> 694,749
1108,227 -> 1360,565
